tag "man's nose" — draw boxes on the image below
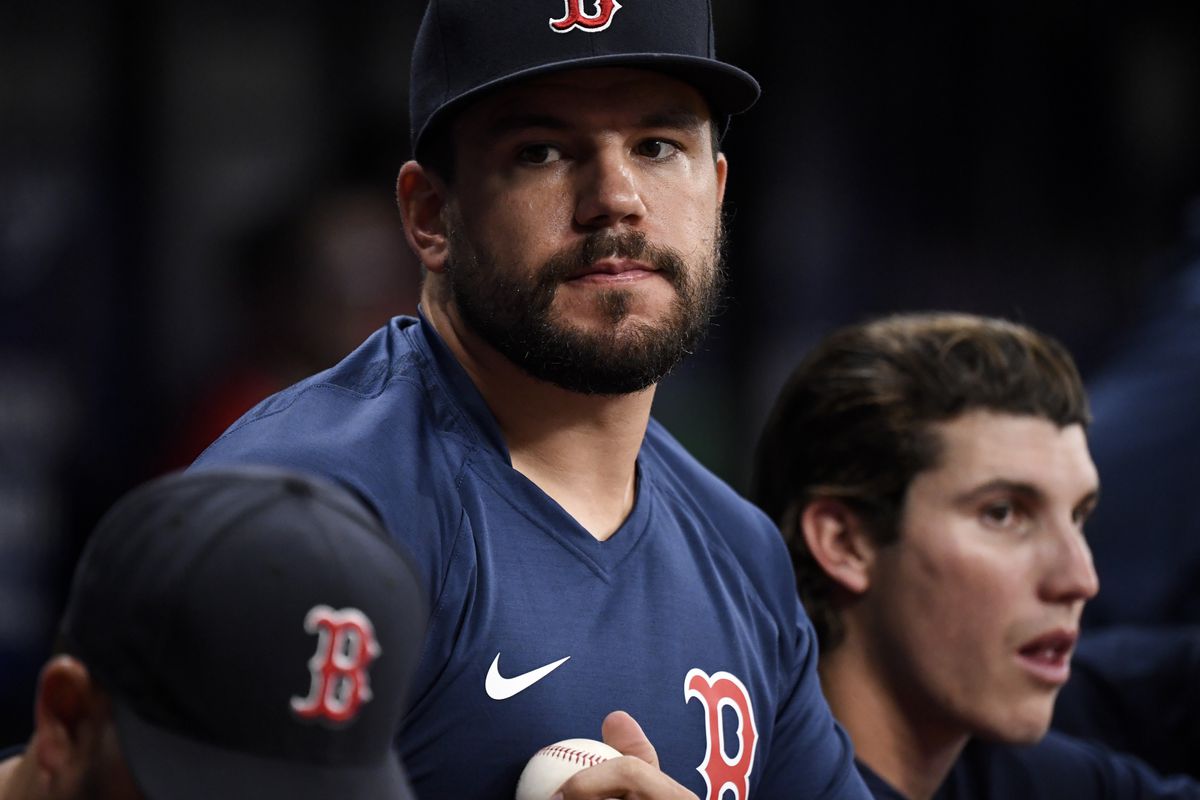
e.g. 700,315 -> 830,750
574,149 -> 647,229
1040,524 -> 1100,605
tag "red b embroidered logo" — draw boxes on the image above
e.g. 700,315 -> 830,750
684,668 -> 758,800
290,605 -> 380,724
549,0 -> 623,33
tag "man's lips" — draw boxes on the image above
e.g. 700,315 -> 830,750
568,258 -> 660,282
1015,629 -> 1077,685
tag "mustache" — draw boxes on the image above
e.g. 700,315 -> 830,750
537,230 -> 687,286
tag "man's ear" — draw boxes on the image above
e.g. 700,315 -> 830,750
396,161 -> 450,274
714,151 -> 728,205
30,656 -> 105,792
801,498 -> 877,595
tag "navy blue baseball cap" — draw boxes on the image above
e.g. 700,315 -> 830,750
409,0 -> 761,160
59,466 -> 425,800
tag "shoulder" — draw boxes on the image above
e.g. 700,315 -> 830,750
201,318 -> 414,431
642,419 -> 780,541
192,316 -> 477,541
196,317 -> 474,469
642,419 -> 790,570
640,419 -> 806,649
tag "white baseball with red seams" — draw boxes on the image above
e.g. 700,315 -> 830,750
514,738 -> 623,800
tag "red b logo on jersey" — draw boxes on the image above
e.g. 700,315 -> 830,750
549,0 -> 623,33
290,605 -> 380,724
684,668 -> 758,800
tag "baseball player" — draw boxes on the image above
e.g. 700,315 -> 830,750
0,466 -> 425,800
192,0 -> 870,798
753,312 -> 1200,799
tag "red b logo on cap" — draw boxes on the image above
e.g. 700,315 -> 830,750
549,0 -> 623,33
290,605 -> 380,724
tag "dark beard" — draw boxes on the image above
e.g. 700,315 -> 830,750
443,216 -> 727,396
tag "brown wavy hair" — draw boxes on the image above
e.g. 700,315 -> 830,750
751,312 -> 1090,651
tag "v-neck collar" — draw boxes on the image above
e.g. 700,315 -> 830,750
407,309 -> 655,574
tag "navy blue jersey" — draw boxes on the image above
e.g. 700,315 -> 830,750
194,314 -> 867,800
857,733 -> 1200,799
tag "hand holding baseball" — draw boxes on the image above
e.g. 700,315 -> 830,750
516,710 -> 699,800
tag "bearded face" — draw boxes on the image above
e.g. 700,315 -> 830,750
442,212 -> 726,396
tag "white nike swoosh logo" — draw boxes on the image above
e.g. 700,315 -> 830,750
485,653 -> 571,700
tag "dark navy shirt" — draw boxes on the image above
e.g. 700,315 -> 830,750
195,314 -> 868,800
857,732 -> 1200,799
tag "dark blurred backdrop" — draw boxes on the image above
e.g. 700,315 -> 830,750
3,0 -> 1199,744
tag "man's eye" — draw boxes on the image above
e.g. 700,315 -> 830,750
517,144 -> 562,164
981,501 -> 1016,527
635,139 -> 680,160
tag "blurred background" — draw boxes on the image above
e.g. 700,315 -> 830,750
3,1 -> 1199,744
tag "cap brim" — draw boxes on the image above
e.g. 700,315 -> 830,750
114,704 -> 416,800
414,52 -> 760,156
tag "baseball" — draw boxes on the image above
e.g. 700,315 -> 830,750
514,738 -> 623,800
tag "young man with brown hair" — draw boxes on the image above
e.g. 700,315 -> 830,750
753,312 -> 1198,799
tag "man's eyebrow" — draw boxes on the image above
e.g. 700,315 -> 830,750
955,479 -> 1101,510
955,479 -> 1044,506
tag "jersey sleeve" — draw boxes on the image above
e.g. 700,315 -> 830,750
189,379 -> 461,615
755,597 -> 873,799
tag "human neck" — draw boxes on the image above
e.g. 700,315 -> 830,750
820,639 -> 968,800
425,298 -> 653,541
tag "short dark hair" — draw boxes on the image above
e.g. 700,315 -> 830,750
751,312 -> 1091,651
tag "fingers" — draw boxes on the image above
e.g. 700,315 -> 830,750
551,711 -> 698,800
553,754 -> 699,800
601,710 -> 660,769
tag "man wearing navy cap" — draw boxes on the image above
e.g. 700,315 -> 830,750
0,467 -> 424,800
195,1 -> 870,797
